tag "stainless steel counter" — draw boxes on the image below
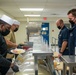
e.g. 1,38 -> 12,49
60,55 -> 76,75
33,50 -> 56,75
33,50 -> 53,56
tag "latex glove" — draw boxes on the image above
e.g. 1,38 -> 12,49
11,64 -> 19,72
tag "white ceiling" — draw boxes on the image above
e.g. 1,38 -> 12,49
0,0 -> 76,22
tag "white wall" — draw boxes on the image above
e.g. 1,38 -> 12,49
49,22 -> 59,43
0,10 -> 14,18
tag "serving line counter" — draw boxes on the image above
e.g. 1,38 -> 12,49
12,43 -> 53,75
12,40 -> 57,75
60,55 -> 76,75
33,42 -> 57,75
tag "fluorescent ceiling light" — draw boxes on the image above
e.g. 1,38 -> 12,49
20,8 -> 43,11
24,15 -> 40,17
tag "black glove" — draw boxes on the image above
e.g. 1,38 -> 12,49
17,45 -> 23,49
18,44 -> 25,46
11,65 -> 19,72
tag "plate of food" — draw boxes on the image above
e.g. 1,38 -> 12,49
11,48 -> 25,54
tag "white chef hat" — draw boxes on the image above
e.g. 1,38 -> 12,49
13,19 -> 20,25
0,15 -> 13,25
